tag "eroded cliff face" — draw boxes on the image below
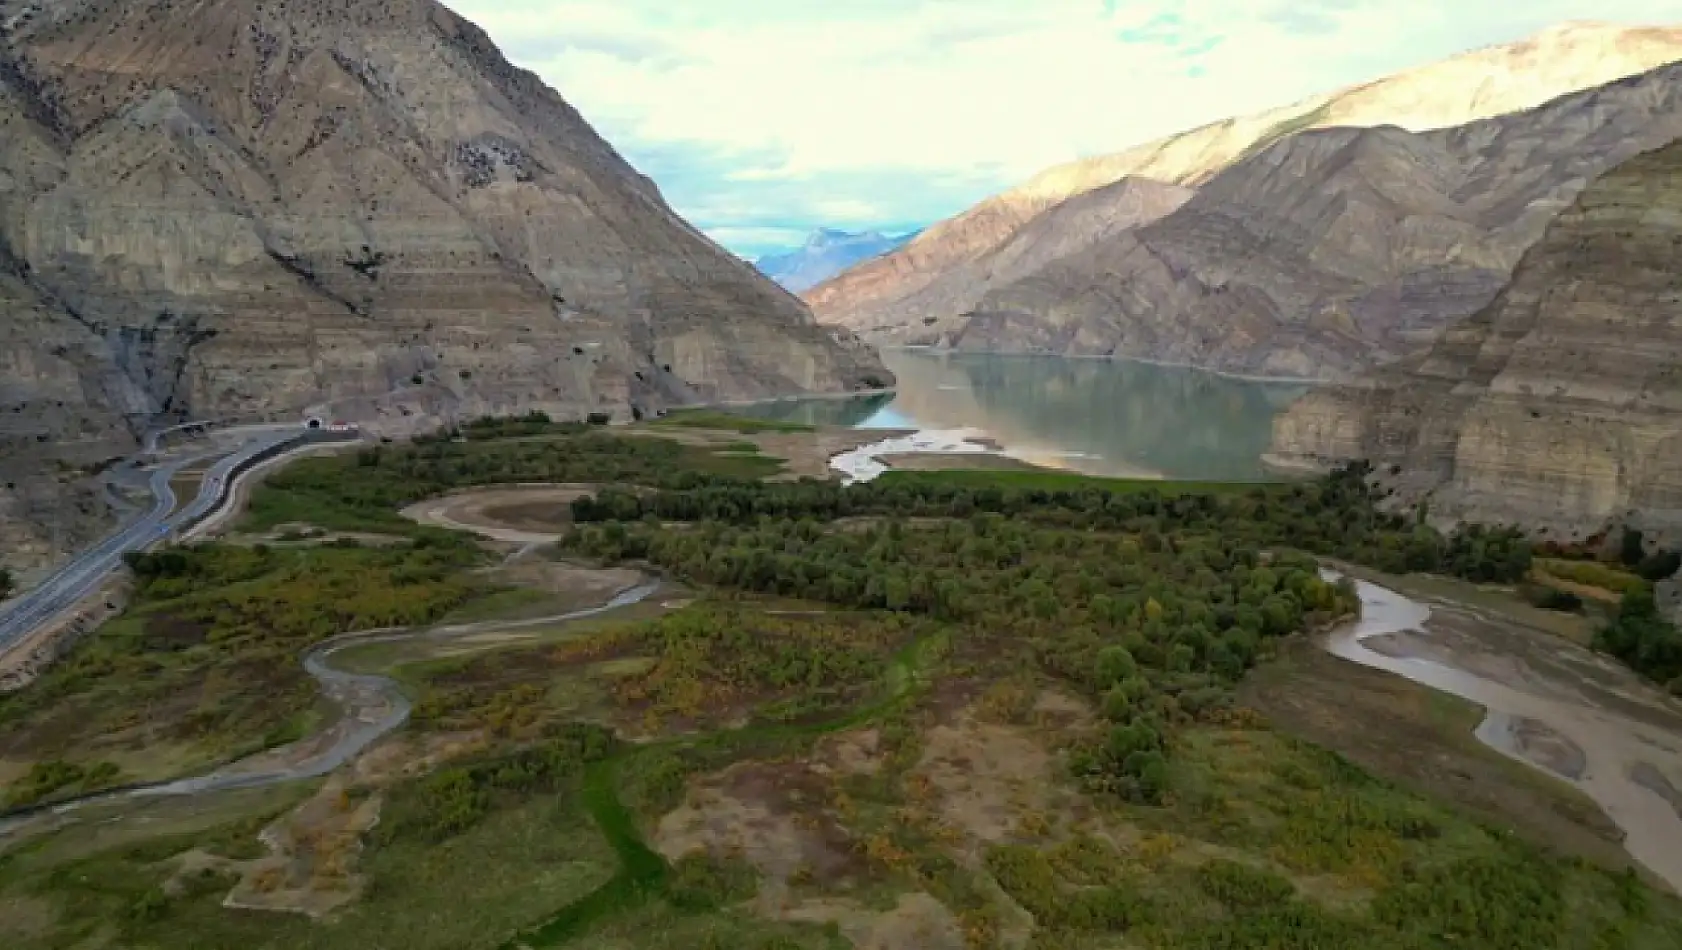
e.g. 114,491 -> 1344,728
943,65 -> 1682,377
0,0 -> 887,573
808,22 -> 1682,347
1267,136 -> 1682,537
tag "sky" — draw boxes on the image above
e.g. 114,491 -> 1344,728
448,1 -> 1682,259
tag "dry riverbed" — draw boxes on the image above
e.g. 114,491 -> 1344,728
1308,573 -> 1682,893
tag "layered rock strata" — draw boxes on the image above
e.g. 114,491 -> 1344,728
1266,137 -> 1682,536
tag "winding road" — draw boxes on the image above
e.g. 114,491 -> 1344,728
0,427 -> 357,655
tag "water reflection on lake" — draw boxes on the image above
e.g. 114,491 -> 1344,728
738,348 -> 1311,480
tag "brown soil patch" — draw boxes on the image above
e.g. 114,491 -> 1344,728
653,760 -> 865,887
480,500 -> 573,531
810,727 -> 884,778
169,773 -> 385,919
350,732 -> 487,786
911,697 -> 1082,853
1238,640 -> 1637,875
0,895 -> 54,940
401,485 -> 614,544
483,560 -> 643,609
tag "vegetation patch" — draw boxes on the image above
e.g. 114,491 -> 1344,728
0,539 -> 482,796
651,409 -> 817,434
1538,557 -> 1648,597
244,430 -> 783,537
6,420 -> 1681,949
552,603 -> 921,731
874,467 -> 1288,495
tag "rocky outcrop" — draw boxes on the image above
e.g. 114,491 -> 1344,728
0,0 -> 888,575
809,22 -> 1682,364
1266,136 -> 1682,537
941,64 -> 1682,377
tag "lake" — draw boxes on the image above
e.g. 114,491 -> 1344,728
737,348 -> 1312,481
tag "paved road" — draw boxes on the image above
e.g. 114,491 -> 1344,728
0,428 -> 305,653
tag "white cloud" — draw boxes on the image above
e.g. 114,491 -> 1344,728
446,0 -> 1682,254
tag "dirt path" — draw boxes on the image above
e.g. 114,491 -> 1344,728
1323,571 -> 1682,894
400,485 -> 606,547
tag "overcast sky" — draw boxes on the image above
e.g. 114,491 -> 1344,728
448,1 -> 1682,258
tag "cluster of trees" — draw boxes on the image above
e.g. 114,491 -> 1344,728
2,758 -> 122,808
595,604 -> 915,722
0,566 -> 12,600
250,431 -> 765,535
563,495 -> 1359,801
1595,585 -> 1682,691
569,462 -> 1534,585
415,410 -> 612,444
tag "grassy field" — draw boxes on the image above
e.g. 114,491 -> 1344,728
0,541 -> 485,804
875,466 -> 1292,495
0,784 -> 619,950
242,432 -> 783,537
1536,558 -> 1648,598
649,409 -> 817,434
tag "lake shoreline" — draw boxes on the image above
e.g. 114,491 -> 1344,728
879,344 -> 1338,386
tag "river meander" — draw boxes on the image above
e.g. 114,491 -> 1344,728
1328,572 -> 1682,893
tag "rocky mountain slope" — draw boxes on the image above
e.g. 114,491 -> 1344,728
826,178 -> 1194,342
807,22 -> 1682,353
0,0 -> 888,576
1266,136 -> 1682,537
755,228 -> 918,293
943,63 -> 1682,378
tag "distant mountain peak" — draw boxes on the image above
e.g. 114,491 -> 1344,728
756,228 -> 920,292
808,227 -> 885,249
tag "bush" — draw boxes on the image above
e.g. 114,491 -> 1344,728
1595,586 -> 1682,686
1195,858 -> 1296,908
1636,550 -> 1682,582
1519,583 -> 1582,612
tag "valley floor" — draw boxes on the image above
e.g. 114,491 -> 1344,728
1,419 -> 1679,950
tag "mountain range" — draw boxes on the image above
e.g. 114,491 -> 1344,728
754,228 -> 920,293
805,22 -> 1682,381
0,0 -> 887,573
